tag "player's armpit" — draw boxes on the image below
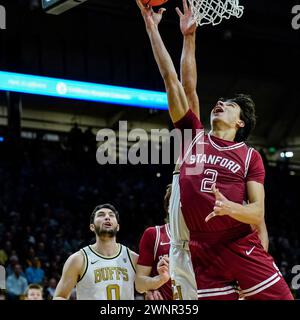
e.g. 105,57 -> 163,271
129,250 -> 139,270
53,251 -> 84,300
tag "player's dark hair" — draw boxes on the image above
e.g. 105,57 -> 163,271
90,203 -> 120,224
164,184 -> 172,223
221,94 -> 256,142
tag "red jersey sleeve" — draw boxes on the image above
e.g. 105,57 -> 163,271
137,227 -> 156,266
246,149 -> 265,184
174,109 -> 204,158
174,109 -> 203,133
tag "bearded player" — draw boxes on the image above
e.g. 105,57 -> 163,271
54,204 -> 137,300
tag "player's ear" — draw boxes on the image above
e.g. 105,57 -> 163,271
237,119 -> 245,128
89,224 -> 95,232
117,224 -> 120,232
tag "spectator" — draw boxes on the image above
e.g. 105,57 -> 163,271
25,247 -> 36,268
6,255 -> 22,277
6,264 -> 28,300
25,257 -> 45,284
24,283 -> 44,300
46,278 -> 57,300
36,242 -> 48,265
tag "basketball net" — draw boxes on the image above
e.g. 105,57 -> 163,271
188,0 -> 244,26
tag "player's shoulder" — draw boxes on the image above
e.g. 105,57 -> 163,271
122,245 -> 139,268
246,145 -> 263,160
158,224 -> 168,233
62,250 -> 85,274
143,226 -> 158,236
69,250 -> 85,264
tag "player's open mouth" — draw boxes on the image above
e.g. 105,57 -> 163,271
213,106 -> 224,114
104,222 -> 112,227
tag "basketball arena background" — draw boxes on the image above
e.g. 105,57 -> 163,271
0,0 -> 299,300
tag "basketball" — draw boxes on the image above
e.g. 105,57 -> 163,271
141,0 -> 169,7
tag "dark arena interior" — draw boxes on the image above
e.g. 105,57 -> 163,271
0,0 -> 300,302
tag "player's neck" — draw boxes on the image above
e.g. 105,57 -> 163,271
210,128 -> 236,142
92,239 -> 119,257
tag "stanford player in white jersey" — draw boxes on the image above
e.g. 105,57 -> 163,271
136,0 -> 293,299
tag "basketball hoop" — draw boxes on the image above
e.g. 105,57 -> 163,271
188,0 -> 244,26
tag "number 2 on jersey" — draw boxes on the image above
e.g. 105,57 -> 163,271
200,169 -> 218,192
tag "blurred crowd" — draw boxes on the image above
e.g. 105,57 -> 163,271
0,131 -> 299,300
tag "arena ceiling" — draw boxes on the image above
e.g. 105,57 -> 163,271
0,0 -> 300,164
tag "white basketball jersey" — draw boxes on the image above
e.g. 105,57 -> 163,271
169,171 -> 190,242
76,244 -> 136,300
169,170 -> 198,300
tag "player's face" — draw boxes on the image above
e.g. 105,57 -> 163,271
27,289 -> 43,300
91,208 -> 119,238
210,100 -> 244,130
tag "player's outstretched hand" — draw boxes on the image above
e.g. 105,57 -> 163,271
136,0 -> 166,32
176,0 -> 197,36
157,256 -> 170,283
205,184 -> 233,222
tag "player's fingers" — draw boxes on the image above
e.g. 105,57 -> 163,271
156,291 -> 164,300
161,256 -> 169,263
158,8 -> 166,15
215,200 -> 223,207
213,185 -> 226,201
205,211 -> 216,222
213,207 -> 221,213
175,7 -> 184,17
153,290 -> 164,300
145,291 -> 154,300
212,183 -> 217,194
183,0 -> 189,12
158,260 -> 167,266
219,190 -> 227,201
136,0 -> 144,10
160,266 -> 168,272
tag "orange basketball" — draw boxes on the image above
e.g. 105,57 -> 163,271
141,0 -> 169,7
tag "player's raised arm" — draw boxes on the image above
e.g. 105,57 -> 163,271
53,252 -> 84,300
136,0 -> 189,123
176,0 -> 200,119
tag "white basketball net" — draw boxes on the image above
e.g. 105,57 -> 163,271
188,0 -> 244,26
